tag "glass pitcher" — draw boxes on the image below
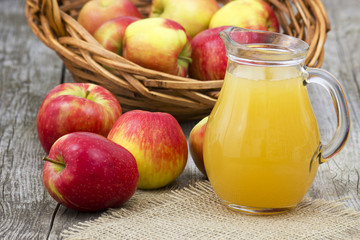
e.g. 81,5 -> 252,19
203,27 -> 350,215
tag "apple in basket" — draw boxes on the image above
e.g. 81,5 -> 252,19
149,0 -> 220,38
42,132 -> 139,212
189,116 -> 208,177
209,0 -> 279,32
122,18 -> 192,77
108,110 -> 188,189
93,16 -> 140,55
77,0 -> 142,35
189,26 -> 231,81
37,83 -> 122,153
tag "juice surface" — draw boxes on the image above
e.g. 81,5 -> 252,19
203,64 -> 322,209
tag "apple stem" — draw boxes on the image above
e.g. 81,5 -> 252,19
84,90 -> 90,99
42,156 -> 65,167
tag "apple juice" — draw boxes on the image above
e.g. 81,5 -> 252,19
203,64 -> 321,209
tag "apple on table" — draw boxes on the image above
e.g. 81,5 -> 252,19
94,16 -> 140,55
37,82 -> 122,153
122,18 -> 192,77
42,132 -> 139,212
209,0 -> 279,32
149,0 -> 220,38
108,110 -> 188,189
77,0 -> 142,35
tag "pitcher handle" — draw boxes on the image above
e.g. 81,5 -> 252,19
305,67 -> 350,161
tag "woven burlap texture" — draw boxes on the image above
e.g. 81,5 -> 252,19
61,181 -> 360,240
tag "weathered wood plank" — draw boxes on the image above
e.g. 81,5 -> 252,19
0,0 -> 64,239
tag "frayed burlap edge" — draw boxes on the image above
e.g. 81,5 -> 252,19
61,181 -> 360,240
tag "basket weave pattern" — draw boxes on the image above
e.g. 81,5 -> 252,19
25,0 -> 330,120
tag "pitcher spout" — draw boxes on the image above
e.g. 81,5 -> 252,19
218,26 -> 235,53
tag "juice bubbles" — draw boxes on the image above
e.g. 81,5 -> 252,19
203,63 -> 322,211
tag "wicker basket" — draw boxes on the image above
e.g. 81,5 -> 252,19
25,0 -> 330,121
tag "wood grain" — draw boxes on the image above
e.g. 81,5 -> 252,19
0,0 -> 64,239
0,0 -> 359,239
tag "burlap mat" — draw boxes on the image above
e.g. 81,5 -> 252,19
61,181 -> 360,239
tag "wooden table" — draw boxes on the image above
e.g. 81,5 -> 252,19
1,0 -> 359,239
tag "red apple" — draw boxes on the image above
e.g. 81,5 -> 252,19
42,132 -> 139,212
122,18 -> 192,77
189,116 -> 208,176
149,0 -> 220,38
107,110 -> 188,189
209,0 -> 279,32
77,0 -> 142,35
189,26 -> 231,81
37,83 -> 122,153
93,16 -> 139,55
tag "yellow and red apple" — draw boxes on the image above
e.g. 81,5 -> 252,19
94,16 -> 139,55
37,83 -> 122,153
149,0 -> 220,38
77,0 -> 142,35
108,110 -> 188,189
122,18 -> 192,77
209,0 -> 279,32
43,132 -> 139,212
189,116 -> 208,176
189,26 -> 231,81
